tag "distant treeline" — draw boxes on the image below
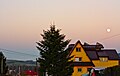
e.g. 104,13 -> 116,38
6,60 -> 36,66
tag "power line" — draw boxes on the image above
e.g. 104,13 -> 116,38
1,33 -> 120,57
0,48 -> 38,57
100,33 -> 120,41
90,33 -> 120,43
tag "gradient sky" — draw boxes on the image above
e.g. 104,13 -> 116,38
0,0 -> 120,60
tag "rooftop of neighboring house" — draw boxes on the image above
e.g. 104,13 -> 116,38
67,40 -> 120,60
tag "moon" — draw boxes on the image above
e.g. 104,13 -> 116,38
106,28 -> 111,33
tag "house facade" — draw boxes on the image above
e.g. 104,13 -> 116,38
68,40 -> 120,76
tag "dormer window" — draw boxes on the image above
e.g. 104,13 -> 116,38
99,57 -> 108,62
76,47 -> 81,52
75,57 -> 82,62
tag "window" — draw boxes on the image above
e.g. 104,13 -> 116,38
99,57 -> 108,62
75,57 -> 82,62
76,47 -> 81,52
78,68 -> 82,72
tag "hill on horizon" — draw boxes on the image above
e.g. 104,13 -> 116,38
6,59 -> 36,66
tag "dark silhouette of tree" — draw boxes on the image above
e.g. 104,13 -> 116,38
0,52 -> 8,76
104,65 -> 120,76
36,25 -> 73,76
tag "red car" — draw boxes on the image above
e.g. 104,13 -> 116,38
24,70 -> 38,76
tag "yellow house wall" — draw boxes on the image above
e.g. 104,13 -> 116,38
70,43 -> 91,62
92,60 -> 119,68
72,66 -> 92,76
70,43 -> 92,76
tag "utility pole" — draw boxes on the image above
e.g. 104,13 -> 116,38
0,52 -> 4,76
18,66 -> 21,76
36,58 -> 39,76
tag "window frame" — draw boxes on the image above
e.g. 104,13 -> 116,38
99,57 -> 108,62
76,47 -> 81,52
74,57 -> 82,62
78,68 -> 82,72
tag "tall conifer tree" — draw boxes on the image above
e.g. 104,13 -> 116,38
36,25 -> 73,76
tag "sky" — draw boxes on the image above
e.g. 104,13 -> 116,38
0,0 -> 120,60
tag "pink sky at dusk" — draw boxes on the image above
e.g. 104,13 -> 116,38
0,0 -> 120,60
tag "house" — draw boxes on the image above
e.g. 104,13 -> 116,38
68,40 -> 120,76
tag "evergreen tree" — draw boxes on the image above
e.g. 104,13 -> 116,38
36,25 -> 73,76
104,65 -> 120,76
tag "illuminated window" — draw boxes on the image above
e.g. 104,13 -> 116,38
75,57 -> 82,62
78,68 -> 82,72
76,47 -> 81,52
99,57 -> 108,62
